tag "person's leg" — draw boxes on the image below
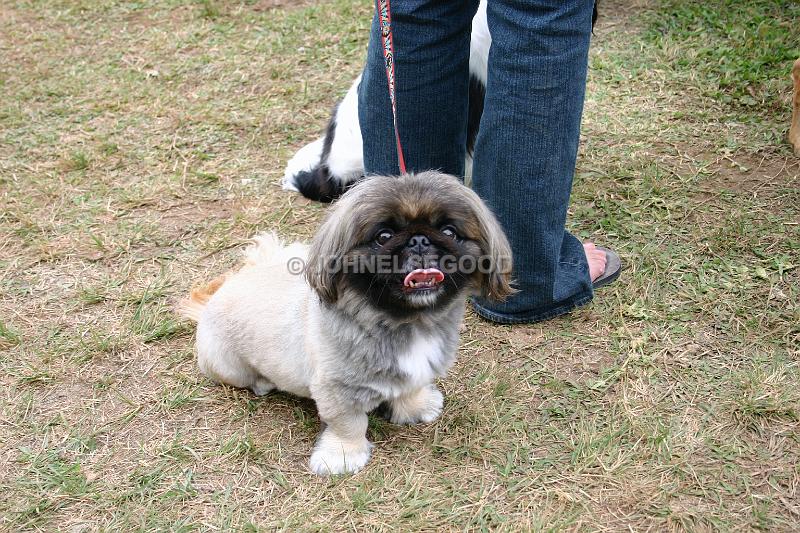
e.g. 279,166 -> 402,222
359,0 -> 480,176
470,0 -> 596,324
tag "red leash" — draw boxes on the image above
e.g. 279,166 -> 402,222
376,0 -> 408,174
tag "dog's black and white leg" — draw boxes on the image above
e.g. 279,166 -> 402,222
282,75 -> 366,202
281,137 -> 324,193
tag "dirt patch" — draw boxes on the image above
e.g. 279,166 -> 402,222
141,199 -> 238,238
703,152 -> 800,195
250,0 -> 314,10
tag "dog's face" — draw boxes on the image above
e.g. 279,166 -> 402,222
306,172 -> 514,317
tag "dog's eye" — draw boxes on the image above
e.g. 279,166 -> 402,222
441,225 -> 458,239
375,229 -> 394,245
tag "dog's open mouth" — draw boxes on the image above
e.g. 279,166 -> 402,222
403,268 -> 445,291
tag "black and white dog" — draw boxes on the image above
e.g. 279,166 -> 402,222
283,1 -> 597,202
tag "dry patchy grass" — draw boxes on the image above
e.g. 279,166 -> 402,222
1,0 -> 798,530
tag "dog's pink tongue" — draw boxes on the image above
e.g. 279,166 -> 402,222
403,268 -> 445,287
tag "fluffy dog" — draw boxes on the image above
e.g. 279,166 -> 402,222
282,0 -> 598,202
180,172 -> 513,475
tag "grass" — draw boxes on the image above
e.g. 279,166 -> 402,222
645,0 -> 800,109
1,0 -> 798,530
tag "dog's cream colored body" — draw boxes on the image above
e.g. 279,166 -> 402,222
183,233 -> 456,475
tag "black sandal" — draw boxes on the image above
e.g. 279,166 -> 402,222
592,246 -> 622,289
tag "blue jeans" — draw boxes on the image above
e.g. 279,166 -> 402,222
359,0 -> 595,324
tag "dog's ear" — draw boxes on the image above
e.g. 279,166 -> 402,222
304,190 -> 361,304
462,187 -> 515,301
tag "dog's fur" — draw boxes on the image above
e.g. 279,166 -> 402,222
790,57 -> 800,156
282,0 -> 598,202
180,172 -> 512,475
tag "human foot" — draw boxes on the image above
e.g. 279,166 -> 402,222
583,242 -> 607,282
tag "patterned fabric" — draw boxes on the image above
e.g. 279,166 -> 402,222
376,0 -> 407,173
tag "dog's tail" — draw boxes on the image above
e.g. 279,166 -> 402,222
178,274 -> 228,322
178,232 -> 297,322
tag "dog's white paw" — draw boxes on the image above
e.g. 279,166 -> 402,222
282,137 -> 324,192
251,377 -> 274,396
309,430 -> 372,476
390,384 -> 444,425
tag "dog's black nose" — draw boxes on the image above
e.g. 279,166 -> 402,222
407,234 -> 431,253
